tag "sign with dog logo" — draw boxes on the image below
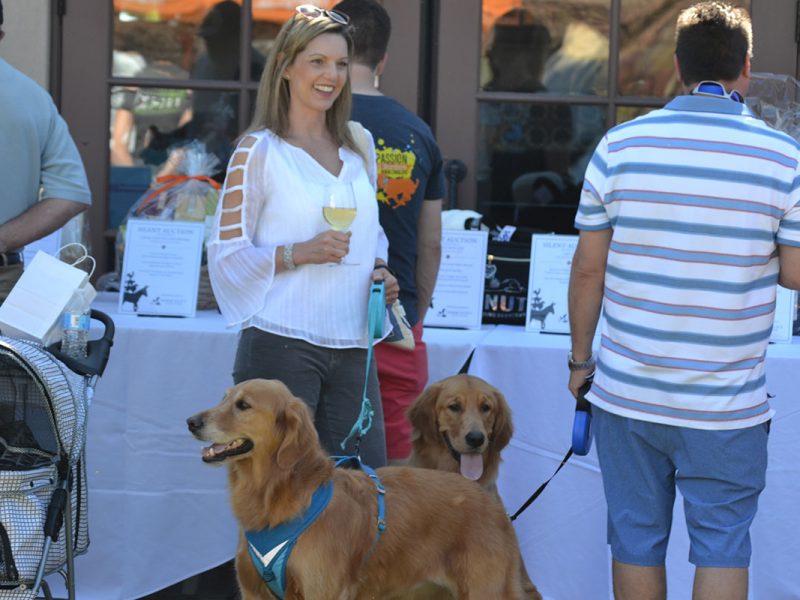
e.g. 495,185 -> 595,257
526,234 -> 578,334
119,219 -> 204,317
424,229 -> 488,329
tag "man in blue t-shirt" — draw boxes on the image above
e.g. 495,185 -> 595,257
0,0 -> 91,300
334,0 -> 444,462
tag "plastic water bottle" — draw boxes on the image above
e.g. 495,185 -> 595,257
61,309 -> 90,359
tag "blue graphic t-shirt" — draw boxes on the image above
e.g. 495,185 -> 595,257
351,94 -> 445,326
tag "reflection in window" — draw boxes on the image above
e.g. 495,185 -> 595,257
481,1 -> 610,97
192,1 -> 266,83
618,0 -> 750,97
110,86 -> 193,168
109,89 -> 241,180
110,0 -> 275,183
477,101 -> 606,232
113,4 -> 197,79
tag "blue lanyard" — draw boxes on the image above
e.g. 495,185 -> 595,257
691,81 -> 744,104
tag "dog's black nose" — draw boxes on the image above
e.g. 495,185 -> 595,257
465,430 -> 485,448
187,415 -> 204,433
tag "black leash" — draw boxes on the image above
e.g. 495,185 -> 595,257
508,447 -> 573,522
509,378 -> 593,522
458,349 -> 474,374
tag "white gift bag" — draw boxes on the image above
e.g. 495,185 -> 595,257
0,247 -> 95,345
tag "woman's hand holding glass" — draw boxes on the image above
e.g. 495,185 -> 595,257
322,183 -> 358,265
290,229 -> 351,267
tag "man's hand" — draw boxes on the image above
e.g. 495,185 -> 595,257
568,367 -> 594,399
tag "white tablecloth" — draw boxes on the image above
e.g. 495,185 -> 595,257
48,301 -> 800,599
471,325 -> 800,600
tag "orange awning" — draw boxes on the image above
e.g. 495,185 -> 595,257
482,0 -> 523,31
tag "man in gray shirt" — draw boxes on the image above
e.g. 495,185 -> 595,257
0,0 -> 91,300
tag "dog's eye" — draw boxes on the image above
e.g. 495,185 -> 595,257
235,399 -> 251,411
480,403 -> 492,413
447,404 -> 462,413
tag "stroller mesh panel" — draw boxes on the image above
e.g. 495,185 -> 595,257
0,369 -> 58,472
0,340 -> 87,464
0,338 -> 92,594
0,465 -> 58,587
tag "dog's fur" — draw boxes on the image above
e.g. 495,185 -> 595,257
188,379 -> 525,600
406,374 -> 542,600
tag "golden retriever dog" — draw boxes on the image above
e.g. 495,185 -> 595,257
187,378 -> 525,600
406,374 -> 542,600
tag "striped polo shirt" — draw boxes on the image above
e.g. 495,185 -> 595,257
575,93 -> 800,430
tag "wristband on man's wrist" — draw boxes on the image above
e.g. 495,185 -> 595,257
568,351 -> 595,371
373,263 -> 396,277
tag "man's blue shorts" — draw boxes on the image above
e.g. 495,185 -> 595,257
592,406 -> 769,568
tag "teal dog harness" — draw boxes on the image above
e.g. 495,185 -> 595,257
245,458 -> 386,599
245,482 -> 333,599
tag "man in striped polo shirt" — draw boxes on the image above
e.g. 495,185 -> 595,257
567,3 -> 800,599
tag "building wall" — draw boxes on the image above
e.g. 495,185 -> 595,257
0,0 -> 50,89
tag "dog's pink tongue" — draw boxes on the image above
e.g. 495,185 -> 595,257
460,454 -> 484,481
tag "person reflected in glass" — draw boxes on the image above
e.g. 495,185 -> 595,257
110,20 -> 193,169
478,8 -> 573,222
207,6 -> 398,468
184,0 -> 266,173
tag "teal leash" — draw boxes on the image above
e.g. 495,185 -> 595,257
340,281 -> 385,456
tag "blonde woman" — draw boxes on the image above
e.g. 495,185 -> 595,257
208,5 -> 398,467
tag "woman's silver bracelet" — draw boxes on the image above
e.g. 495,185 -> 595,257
283,243 -> 296,270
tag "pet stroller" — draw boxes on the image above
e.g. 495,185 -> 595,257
0,310 -> 114,600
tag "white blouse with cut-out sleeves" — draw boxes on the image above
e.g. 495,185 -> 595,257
207,127 -> 389,348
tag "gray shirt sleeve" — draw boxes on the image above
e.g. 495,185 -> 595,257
40,103 -> 92,205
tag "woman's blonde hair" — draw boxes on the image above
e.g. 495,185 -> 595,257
246,12 -> 364,161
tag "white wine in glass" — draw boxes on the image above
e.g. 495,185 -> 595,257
322,183 -> 358,265
322,206 -> 357,231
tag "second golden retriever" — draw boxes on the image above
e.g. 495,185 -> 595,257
187,378 -> 525,600
407,374 -> 542,600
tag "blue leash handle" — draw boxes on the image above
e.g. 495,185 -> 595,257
340,282 -> 385,452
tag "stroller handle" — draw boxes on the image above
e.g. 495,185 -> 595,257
49,309 -> 115,377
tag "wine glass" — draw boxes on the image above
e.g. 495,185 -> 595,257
322,182 -> 358,265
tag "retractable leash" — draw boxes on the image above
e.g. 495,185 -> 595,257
340,281 -> 385,456
571,376 -> 594,456
509,376 -> 593,522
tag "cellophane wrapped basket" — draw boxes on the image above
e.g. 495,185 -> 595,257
116,142 -> 221,310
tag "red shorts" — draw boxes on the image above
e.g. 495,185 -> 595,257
374,322 -> 428,460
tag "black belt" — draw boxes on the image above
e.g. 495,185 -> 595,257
0,252 -> 22,267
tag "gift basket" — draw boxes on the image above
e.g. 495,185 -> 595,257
115,142 -> 221,310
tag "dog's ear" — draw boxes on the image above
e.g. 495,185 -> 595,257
408,382 -> 443,444
276,399 -> 315,470
490,389 -> 513,451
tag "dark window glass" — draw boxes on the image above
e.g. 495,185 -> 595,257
477,101 -> 606,232
481,1 -> 611,97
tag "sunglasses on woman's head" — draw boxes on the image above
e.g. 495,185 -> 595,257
295,4 -> 350,25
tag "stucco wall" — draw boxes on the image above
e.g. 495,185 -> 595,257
0,0 -> 50,89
